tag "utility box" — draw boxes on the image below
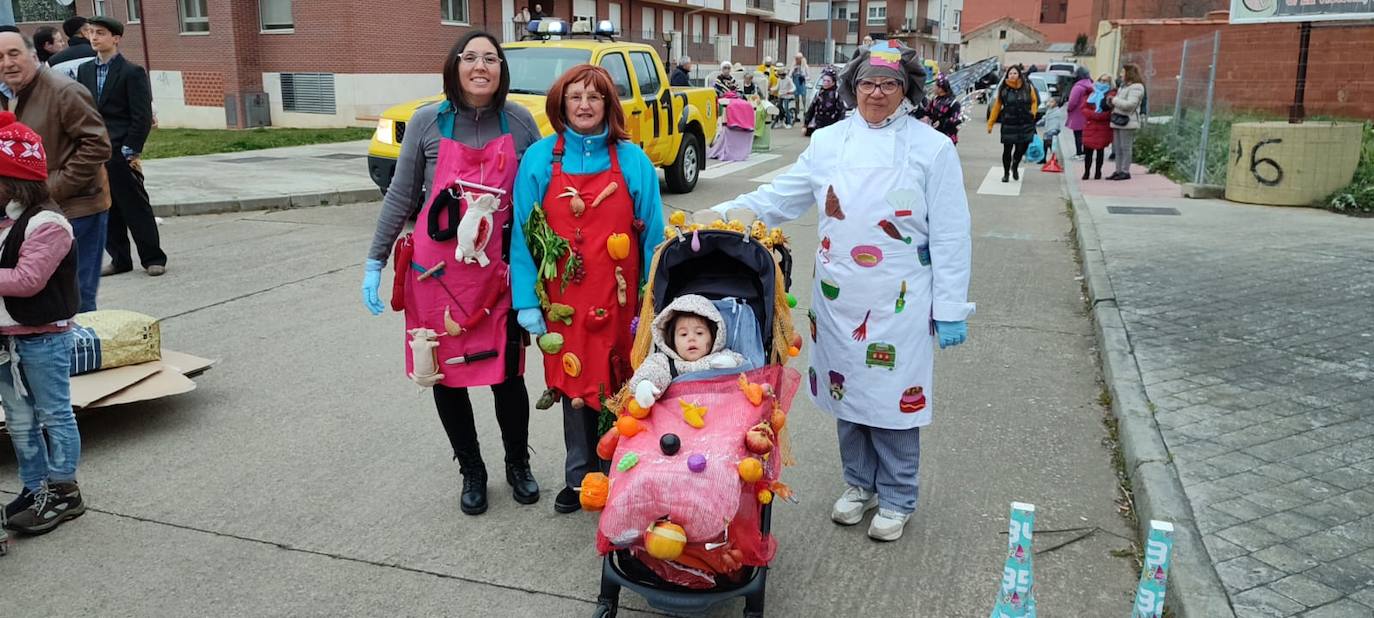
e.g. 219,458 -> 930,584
243,92 -> 271,128
1226,122 -> 1362,207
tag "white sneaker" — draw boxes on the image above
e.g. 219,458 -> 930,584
831,485 -> 878,525
868,508 -> 911,541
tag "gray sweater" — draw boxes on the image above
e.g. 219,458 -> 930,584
366,100 -> 542,263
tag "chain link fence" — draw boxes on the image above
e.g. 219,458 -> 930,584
1121,25 -> 1374,189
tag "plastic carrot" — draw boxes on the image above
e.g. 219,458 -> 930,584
591,182 -> 619,208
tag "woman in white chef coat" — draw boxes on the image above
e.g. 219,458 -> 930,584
712,41 -> 974,542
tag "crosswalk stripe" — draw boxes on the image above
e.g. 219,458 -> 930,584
699,154 -> 782,179
976,166 -> 1023,196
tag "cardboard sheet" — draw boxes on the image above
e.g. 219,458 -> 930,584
70,362 -> 161,408
1,349 -> 215,430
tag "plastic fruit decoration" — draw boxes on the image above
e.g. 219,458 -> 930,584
645,520 -> 688,560
615,415 -> 643,437
687,453 -> 707,472
537,332 -> 564,354
596,427 -> 621,460
669,211 -> 687,226
616,451 -> 640,472
579,472 -> 610,511
768,403 -> 786,434
660,433 -> 682,456
606,233 -> 631,260
562,353 -> 582,377
757,488 -> 774,505
680,400 -> 708,428
626,398 -> 651,419
737,374 -> 769,407
744,422 -> 775,455
737,457 -> 764,483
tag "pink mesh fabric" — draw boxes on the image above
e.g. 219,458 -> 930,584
597,366 -> 801,573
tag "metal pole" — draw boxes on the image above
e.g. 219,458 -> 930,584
825,1 -> 834,64
1289,21 -> 1311,123
1194,31 -> 1220,186
1173,39 -> 1189,128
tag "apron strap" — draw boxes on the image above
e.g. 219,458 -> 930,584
437,102 -> 511,140
551,133 -> 566,176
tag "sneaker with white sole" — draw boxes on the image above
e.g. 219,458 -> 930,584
831,485 -> 878,526
867,508 -> 911,541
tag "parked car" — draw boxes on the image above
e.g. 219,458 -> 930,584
367,28 -> 717,195
1046,62 -> 1083,74
1042,70 -> 1077,105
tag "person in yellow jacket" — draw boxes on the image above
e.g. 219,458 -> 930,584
757,56 -> 778,93
985,66 -> 1039,182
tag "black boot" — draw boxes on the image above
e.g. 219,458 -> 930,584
1001,171 -> 1010,183
1012,167 -> 1020,181
506,460 -> 540,505
456,451 -> 488,515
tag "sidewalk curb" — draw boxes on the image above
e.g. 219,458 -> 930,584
1056,146 -> 1236,618
151,188 -> 382,218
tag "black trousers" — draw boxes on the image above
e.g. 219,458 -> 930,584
1002,142 -> 1030,174
1083,148 -> 1106,177
432,374 -> 530,465
105,155 -> 166,269
1073,129 -> 1084,156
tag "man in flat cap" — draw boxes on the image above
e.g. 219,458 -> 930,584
79,16 -> 166,278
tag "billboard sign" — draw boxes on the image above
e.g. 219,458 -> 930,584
1230,0 -> 1374,24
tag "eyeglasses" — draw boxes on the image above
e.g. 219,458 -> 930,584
857,80 -> 902,95
459,53 -> 502,67
564,93 -> 605,106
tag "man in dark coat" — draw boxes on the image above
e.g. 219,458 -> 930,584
77,16 -> 166,277
670,57 -> 692,87
46,16 -> 95,67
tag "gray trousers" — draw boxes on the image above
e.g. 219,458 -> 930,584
837,419 -> 922,514
1113,128 -> 1136,174
562,399 -> 607,489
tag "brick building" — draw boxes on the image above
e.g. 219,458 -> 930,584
791,0 -> 966,67
961,0 -> 1227,50
24,0 -> 803,129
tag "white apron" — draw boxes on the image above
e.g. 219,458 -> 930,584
806,119 -> 937,430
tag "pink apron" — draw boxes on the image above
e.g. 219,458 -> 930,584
402,108 -> 523,388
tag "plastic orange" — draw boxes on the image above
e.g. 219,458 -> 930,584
644,520 -> 687,560
669,211 -> 687,226
737,457 -> 764,483
580,472 -> 610,511
626,398 -> 650,419
615,415 -> 643,437
757,489 -> 774,505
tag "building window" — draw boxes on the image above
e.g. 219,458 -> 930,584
128,0 -> 142,23
999,30 -> 1007,39
730,19 -> 738,45
1040,0 -> 1067,24
691,14 -> 702,43
260,0 -> 292,31
953,9 -> 960,30
708,15 -> 718,40
608,2 -> 621,31
663,10 -> 674,34
867,1 -> 886,26
92,0 -> 108,16
642,7 -> 655,39
179,0 -> 209,33
441,0 -> 469,24
745,21 -> 755,47
572,0 -> 595,23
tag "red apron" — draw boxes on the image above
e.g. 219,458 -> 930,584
402,109 -> 522,388
540,134 -> 639,410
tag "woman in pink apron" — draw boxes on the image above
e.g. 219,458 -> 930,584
510,66 -> 665,514
362,32 -> 544,516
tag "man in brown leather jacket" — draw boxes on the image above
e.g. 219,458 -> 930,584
0,31 -> 112,312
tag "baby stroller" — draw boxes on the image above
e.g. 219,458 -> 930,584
590,222 -> 802,617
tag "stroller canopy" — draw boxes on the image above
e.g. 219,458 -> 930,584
651,230 -> 785,357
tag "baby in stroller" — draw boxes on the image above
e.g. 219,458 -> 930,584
630,294 -> 748,409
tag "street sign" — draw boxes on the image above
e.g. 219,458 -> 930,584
1229,0 -> 1374,24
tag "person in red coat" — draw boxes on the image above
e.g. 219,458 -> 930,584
1080,75 -> 1115,180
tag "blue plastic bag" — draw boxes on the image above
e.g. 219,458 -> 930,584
1026,134 -> 1045,164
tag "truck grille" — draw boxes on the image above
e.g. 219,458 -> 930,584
395,121 -> 407,145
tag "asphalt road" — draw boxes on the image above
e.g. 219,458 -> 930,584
0,120 -> 1137,616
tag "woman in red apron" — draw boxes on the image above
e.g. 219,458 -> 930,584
510,65 -> 666,514
362,32 -> 544,516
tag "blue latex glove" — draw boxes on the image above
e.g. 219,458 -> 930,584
517,307 -> 547,336
362,259 -> 384,316
935,320 -> 968,349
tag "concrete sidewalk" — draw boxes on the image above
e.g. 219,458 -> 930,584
1064,152 -> 1374,617
143,140 -> 381,217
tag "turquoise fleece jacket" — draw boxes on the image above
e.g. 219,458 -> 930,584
510,127 -> 665,311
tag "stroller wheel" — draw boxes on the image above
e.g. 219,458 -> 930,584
592,599 -> 617,618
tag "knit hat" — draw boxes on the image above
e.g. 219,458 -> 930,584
0,112 -> 48,182
839,40 -> 926,107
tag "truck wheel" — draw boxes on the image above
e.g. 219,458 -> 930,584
665,132 -> 701,194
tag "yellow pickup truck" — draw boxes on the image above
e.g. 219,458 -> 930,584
367,38 -> 717,194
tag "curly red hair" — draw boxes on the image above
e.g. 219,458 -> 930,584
545,64 -> 630,142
